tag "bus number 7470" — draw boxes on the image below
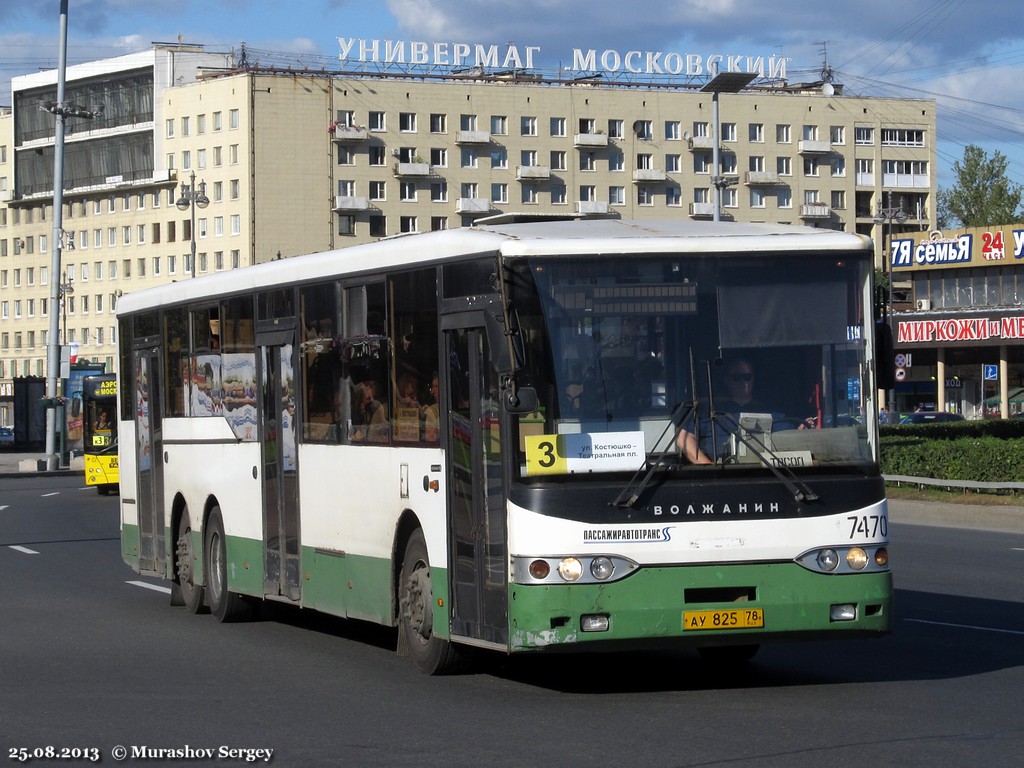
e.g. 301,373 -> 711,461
848,515 -> 887,539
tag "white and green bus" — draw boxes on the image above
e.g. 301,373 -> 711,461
117,219 -> 892,673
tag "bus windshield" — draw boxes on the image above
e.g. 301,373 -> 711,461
507,250 -> 875,478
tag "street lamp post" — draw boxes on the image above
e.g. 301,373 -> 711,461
874,191 -> 908,419
176,170 -> 209,278
700,71 -> 755,222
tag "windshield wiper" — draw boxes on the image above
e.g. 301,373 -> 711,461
611,399 -> 696,508
712,412 -> 819,503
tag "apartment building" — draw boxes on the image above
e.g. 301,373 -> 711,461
0,42 -> 936,421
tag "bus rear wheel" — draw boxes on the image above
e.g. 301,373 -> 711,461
204,506 -> 253,623
399,529 -> 462,675
172,506 -> 206,613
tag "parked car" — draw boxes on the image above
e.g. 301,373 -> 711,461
0,426 -> 14,448
899,411 -> 965,425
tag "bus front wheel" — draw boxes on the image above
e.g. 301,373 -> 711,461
173,506 -> 206,614
204,506 -> 252,623
399,529 -> 462,675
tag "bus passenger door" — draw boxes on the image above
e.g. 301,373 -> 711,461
133,349 -> 165,573
258,332 -> 301,602
444,324 -> 508,647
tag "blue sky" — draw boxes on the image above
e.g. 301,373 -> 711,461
4,0 -> 1024,192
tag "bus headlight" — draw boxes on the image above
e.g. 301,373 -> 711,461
846,547 -> 868,570
817,549 -> 840,572
528,559 -> 550,579
590,557 -> 615,581
558,557 -> 584,582
796,546 -> 890,574
511,555 -> 639,584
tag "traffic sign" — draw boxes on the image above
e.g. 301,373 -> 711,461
983,365 -> 998,381
895,368 -> 906,382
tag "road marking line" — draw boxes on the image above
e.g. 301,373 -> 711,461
906,618 -> 1024,636
0,505 -> 8,511
9,545 -> 40,554
127,579 -> 172,594
41,492 -> 60,497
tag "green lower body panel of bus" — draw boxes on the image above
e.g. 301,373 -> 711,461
508,562 -> 892,652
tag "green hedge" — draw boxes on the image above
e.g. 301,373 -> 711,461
880,420 -> 1024,482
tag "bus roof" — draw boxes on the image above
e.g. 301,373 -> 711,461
116,219 -> 872,316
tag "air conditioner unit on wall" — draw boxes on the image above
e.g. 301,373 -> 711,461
916,299 -> 931,311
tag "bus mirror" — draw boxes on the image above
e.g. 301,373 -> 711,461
503,386 -> 537,415
484,306 -> 513,372
876,320 -> 895,390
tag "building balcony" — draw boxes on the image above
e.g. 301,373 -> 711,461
800,203 -> 832,219
798,139 -> 831,154
573,133 -> 608,149
333,195 -> 369,211
332,124 -> 368,142
456,197 -> 491,214
455,130 -> 491,145
393,162 -> 431,177
632,168 -> 667,183
744,170 -> 783,185
576,200 -> 609,214
687,136 -> 715,151
516,165 -> 551,180
689,202 -> 715,218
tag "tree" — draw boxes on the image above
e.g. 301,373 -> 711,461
937,145 -> 1023,227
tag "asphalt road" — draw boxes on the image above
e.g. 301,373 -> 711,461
1,474 -> 1022,768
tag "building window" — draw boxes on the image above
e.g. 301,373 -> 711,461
776,124 -> 791,143
777,157 -> 792,176
749,123 -> 764,142
550,150 -> 567,171
369,181 -> 386,201
550,117 -> 566,137
399,216 -> 417,233
750,189 -> 766,208
460,114 -> 477,131
338,215 -> 356,236
399,112 -> 417,132
369,111 -> 386,131
430,181 -> 447,202
608,119 -> 624,139
491,183 -> 508,204
430,113 -> 446,133
666,186 -> 682,206
830,126 -> 845,144
855,127 -> 874,145
521,185 -> 538,204
400,181 -> 417,202
831,190 -> 846,210
666,154 -> 681,173
229,109 -> 239,130
635,120 -> 653,140
369,146 -> 386,166
461,148 -> 478,168
881,128 -> 925,147
551,184 -> 566,205
609,186 -> 625,206
430,147 -> 448,167
832,157 -> 846,177
490,148 -> 508,169
370,215 -> 386,237
665,121 -> 681,141
431,216 -> 448,231
721,123 -> 736,142
520,116 -> 537,136
491,115 -> 507,135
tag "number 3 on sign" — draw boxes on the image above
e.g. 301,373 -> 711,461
525,434 -> 568,475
